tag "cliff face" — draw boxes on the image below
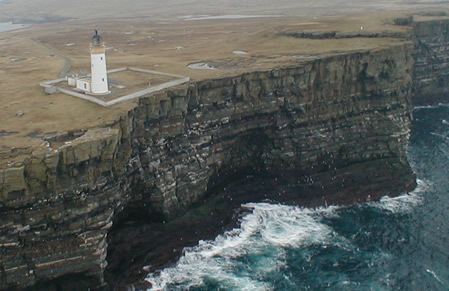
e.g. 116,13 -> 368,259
0,128 -> 128,288
413,19 -> 449,105
0,43 -> 418,289
0,20 -> 444,290
128,45 -> 416,219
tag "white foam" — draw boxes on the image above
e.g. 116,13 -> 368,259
430,132 -> 449,142
442,119 -> 449,126
426,268 -> 444,284
368,179 -> 429,214
248,203 -> 339,248
414,103 -> 449,110
146,203 -> 342,290
438,144 -> 449,157
146,177 -> 433,290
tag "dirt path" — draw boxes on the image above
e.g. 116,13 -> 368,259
32,38 -> 72,77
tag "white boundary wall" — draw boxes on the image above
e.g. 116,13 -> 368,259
40,67 -> 190,107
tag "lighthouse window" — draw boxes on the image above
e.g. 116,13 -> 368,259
102,78 -> 105,82
101,57 -> 103,60
84,83 -> 87,89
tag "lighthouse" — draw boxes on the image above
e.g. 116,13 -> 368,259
48,30 -> 191,106
90,30 -> 109,94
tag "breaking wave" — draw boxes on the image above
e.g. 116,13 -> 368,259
143,105 -> 449,290
146,203 -> 345,290
367,179 -> 429,214
146,177 -> 431,290
414,103 -> 449,110
145,180 -> 429,291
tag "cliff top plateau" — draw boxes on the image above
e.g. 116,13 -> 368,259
1,1 -> 449,289
0,1 -> 448,168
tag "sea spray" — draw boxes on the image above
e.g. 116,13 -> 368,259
144,105 -> 449,290
145,178 -> 434,290
146,203 -> 344,290
367,179 -> 429,214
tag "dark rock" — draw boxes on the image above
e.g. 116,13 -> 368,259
1,18 -> 449,290
412,19 -> 449,105
394,16 -> 414,26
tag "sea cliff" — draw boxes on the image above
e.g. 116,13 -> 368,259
413,19 -> 449,104
0,18 -> 448,290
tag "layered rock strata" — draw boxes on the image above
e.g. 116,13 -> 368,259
413,19 -> 449,104
281,31 -> 408,39
0,43 -> 416,289
0,18 -> 448,289
129,45 -> 416,219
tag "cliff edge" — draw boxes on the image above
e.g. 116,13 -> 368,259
0,17 -> 448,290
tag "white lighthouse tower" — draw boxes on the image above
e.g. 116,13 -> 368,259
90,30 -> 109,94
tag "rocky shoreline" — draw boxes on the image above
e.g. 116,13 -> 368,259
106,157 -> 416,290
0,17 -> 448,290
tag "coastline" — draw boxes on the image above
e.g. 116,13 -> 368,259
106,163 -> 417,289
0,14 -> 448,291
0,22 -> 29,33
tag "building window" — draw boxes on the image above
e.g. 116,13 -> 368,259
101,57 -> 103,60
84,83 -> 87,89
102,78 -> 105,82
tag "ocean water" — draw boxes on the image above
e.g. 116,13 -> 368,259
146,105 -> 449,290
0,22 -> 27,33
0,0 -> 27,33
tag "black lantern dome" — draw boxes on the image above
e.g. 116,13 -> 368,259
91,30 -> 103,46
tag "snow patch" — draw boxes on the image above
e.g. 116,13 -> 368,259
188,62 -> 216,70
